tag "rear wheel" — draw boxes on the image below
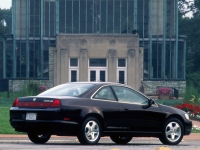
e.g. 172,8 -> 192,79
77,117 -> 101,145
110,136 -> 132,144
159,118 -> 183,145
27,132 -> 51,144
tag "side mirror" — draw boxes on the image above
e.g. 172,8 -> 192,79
149,99 -> 155,105
142,99 -> 155,109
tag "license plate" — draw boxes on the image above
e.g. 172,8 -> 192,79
26,113 -> 37,120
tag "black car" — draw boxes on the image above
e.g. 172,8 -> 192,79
10,82 -> 192,145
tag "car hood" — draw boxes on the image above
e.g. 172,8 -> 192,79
157,103 -> 186,116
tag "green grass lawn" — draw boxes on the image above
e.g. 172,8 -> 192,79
192,128 -> 200,133
0,107 -> 21,134
0,91 -> 29,99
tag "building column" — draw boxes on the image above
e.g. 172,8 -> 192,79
127,49 -> 136,89
49,47 -> 55,88
108,49 -> 117,82
135,48 -> 140,90
53,48 -> 58,86
139,47 -> 144,82
79,49 -> 88,81
60,49 -> 69,83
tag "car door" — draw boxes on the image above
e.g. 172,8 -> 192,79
111,86 -> 166,132
92,86 -> 120,131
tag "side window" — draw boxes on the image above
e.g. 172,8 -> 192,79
93,86 -> 115,101
111,86 -> 148,104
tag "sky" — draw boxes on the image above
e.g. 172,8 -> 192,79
0,0 -> 193,17
0,0 -> 11,9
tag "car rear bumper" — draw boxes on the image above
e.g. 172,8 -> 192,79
10,119 -> 79,135
10,107 -> 80,135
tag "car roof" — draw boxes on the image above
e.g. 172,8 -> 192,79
65,82 -> 149,99
65,82 -> 125,86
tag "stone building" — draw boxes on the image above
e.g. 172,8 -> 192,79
3,0 -> 186,94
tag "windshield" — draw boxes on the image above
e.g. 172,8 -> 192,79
38,83 -> 95,97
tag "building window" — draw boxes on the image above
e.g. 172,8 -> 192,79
70,58 -> 78,67
5,40 -> 13,78
69,58 -> 79,82
118,59 -> 126,67
88,59 -> 107,82
177,41 -> 185,79
89,59 -> 107,67
117,58 -> 127,84
71,70 -> 77,82
152,42 -> 162,79
58,0 -> 136,34
44,0 -> 56,37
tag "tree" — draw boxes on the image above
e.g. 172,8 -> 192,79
0,8 -> 12,79
178,0 -> 200,91
178,0 -> 200,16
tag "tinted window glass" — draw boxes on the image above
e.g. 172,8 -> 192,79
118,59 -> 126,67
112,86 -> 148,104
90,71 -> 96,81
38,83 -> 94,97
100,71 -> 106,82
71,70 -> 77,82
89,59 -> 106,67
118,71 -> 125,84
94,86 -> 115,101
70,58 -> 78,66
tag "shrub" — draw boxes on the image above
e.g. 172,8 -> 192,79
175,103 -> 200,114
157,87 -> 172,95
187,72 -> 200,93
175,103 -> 200,121
39,85 -> 46,93
182,85 -> 200,105
156,99 -> 183,106
25,81 -> 40,96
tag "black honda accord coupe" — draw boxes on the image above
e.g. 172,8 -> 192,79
10,82 -> 192,145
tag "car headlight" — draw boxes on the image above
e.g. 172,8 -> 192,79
185,113 -> 190,120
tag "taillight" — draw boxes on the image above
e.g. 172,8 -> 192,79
12,99 -> 19,107
15,99 -> 60,108
50,99 -> 61,108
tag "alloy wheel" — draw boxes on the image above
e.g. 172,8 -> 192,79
165,121 -> 181,142
85,120 -> 99,142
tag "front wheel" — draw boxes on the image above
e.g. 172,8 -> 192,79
110,136 -> 132,144
159,118 -> 183,145
27,132 -> 51,144
77,117 -> 102,145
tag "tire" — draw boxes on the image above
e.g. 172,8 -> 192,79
159,118 -> 184,145
110,136 -> 132,144
77,117 -> 102,145
27,132 -> 51,144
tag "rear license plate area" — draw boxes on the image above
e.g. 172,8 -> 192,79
26,113 -> 37,120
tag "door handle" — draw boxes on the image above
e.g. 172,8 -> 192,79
123,108 -> 129,111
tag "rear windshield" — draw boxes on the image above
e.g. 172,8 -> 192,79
38,83 -> 95,97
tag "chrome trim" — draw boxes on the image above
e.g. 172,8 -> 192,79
91,98 -> 118,103
117,101 -> 158,107
107,127 -> 121,129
